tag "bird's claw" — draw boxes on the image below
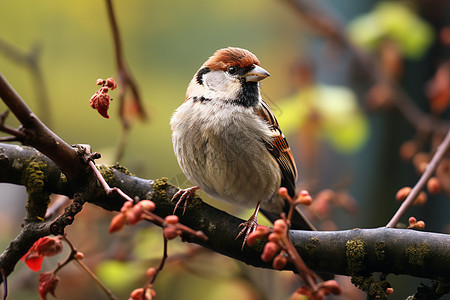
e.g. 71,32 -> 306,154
171,186 -> 199,215
236,216 -> 258,250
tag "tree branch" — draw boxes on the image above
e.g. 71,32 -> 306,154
0,73 -> 87,183
387,129 -> 450,227
0,143 -> 448,282
0,221 -> 51,282
104,0 -> 147,162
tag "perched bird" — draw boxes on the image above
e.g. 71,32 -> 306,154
170,47 -> 314,246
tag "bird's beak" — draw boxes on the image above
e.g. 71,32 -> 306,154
244,65 -> 270,82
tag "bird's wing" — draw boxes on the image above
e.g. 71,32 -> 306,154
254,99 -> 298,197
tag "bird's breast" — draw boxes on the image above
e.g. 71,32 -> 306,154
171,101 -> 282,208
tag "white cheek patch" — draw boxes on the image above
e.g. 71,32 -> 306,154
203,71 -> 224,91
203,71 -> 241,99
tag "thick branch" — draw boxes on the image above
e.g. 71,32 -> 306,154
0,143 -> 448,281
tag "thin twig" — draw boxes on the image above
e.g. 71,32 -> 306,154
0,110 -> 25,141
0,38 -> 52,126
281,210 -> 319,291
45,195 -> 71,220
73,259 -> 118,300
89,158 -> 208,241
150,238 -> 168,285
0,136 -> 18,142
142,213 -> 207,241
89,157 -> 207,240
88,160 -> 134,202
104,0 -> 146,162
386,129 -> 450,228
62,237 -> 118,300
114,126 -> 130,163
282,232 -> 318,289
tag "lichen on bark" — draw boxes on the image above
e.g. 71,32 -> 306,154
22,157 -> 50,220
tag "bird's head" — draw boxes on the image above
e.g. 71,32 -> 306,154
186,47 -> 270,107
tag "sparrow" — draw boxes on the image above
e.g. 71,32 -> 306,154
170,47 -> 314,247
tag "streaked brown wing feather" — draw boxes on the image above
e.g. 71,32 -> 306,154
255,100 -> 298,197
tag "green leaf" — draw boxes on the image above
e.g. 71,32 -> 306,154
277,85 -> 369,153
348,1 -> 434,59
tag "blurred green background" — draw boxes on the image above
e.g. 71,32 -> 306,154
0,0 -> 449,299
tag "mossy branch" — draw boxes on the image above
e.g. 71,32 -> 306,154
0,143 -> 448,283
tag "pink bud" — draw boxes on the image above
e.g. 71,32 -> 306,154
299,190 -> 309,197
126,208 -> 141,225
272,253 -> 287,270
321,280 -> 342,295
109,213 -> 126,233
278,187 -> 289,199
120,201 -> 133,213
129,288 -> 145,300
140,200 -> 156,211
414,220 -> 425,229
396,187 -> 411,202
146,267 -> 157,277
163,226 -> 181,240
105,77 -> 117,90
297,194 -> 313,206
261,242 -> 279,262
165,215 -> 179,225
273,219 -> 287,234
408,217 -> 417,227
427,177 -> 441,194
74,252 -> 84,260
247,225 -> 270,246
268,232 -> 282,243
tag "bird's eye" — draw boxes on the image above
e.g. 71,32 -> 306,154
227,66 -> 237,75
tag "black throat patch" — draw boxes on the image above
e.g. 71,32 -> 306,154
234,81 -> 260,107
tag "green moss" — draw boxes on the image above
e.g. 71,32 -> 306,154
352,275 -> 391,299
97,165 -> 115,185
375,242 -> 386,260
60,172 -> 67,184
305,237 -> 320,255
153,177 -> 169,200
346,239 -> 367,274
23,158 -> 50,220
405,243 -> 430,267
111,163 -> 133,176
351,275 -> 373,292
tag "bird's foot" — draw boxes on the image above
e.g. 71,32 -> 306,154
236,215 -> 259,250
171,186 -> 199,215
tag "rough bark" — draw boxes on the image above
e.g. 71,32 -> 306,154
0,143 -> 448,283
